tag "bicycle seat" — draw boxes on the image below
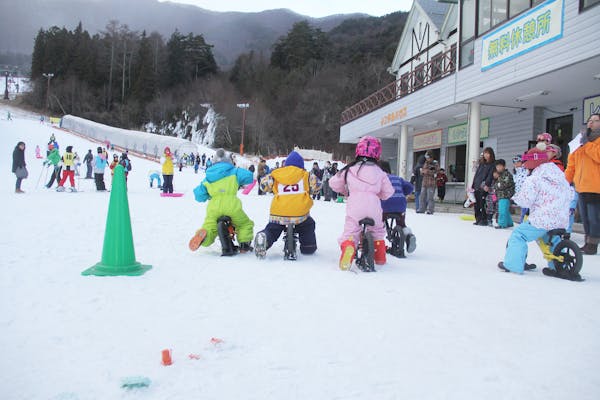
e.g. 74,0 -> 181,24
359,217 -> 375,226
217,216 -> 232,224
547,228 -> 566,237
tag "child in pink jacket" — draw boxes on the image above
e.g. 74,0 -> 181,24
329,136 -> 394,270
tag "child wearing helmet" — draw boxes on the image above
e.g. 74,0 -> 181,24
189,148 -> 255,253
498,147 -> 575,278
161,147 -> 175,194
329,136 -> 394,270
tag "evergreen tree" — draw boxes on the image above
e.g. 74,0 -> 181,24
30,29 -> 46,80
132,31 -> 157,105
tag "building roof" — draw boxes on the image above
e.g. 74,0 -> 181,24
416,0 -> 450,30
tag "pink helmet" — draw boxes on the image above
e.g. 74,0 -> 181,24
355,136 -> 382,160
536,132 -> 552,144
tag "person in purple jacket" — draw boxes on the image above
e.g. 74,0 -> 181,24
329,136 -> 394,270
380,161 -> 417,257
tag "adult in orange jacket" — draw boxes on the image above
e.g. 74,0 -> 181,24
565,113 -> 600,254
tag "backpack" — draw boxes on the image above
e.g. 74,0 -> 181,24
120,159 -> 132,172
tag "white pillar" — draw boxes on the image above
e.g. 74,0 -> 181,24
397,125 -> 409,179
466,101 -> 481,189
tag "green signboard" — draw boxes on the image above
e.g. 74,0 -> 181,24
447,118 -> 490,145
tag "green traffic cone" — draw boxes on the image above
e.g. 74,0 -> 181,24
82,165 -> 152,276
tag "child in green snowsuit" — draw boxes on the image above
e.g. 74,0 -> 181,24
189,149 -> 254,252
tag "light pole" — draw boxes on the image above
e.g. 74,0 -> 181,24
236,103 -> 250,155
3,71 -> 8,100
42,73 -> 54,111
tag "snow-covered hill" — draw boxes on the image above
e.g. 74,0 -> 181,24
1,105 -> 599,400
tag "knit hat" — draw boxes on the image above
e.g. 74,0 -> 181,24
546,144 -> 562,159
66,145 -> 73,152
97,146 -> 102,153
213,148 -> 232,164
522,147 -> 550,170
285,151 -> 304,169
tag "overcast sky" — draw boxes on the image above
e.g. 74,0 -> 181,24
161,0 -> 413,17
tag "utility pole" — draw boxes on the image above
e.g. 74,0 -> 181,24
3,71 -> 9,100
42,73 -> 54,111
236,103 -> 250,155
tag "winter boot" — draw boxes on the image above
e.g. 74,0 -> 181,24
404,228 -> 417,253
582,242 -> 598,255
188,228 -> 207,251
374,240 -> 387,265
254,232 -> 268,259
339,239 -> 356,271
56,186 -> 66,192
239,242 -> 253,253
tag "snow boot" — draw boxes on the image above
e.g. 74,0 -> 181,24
581,242 -> 598,255
239,242 -> 253,253
56,186 -> 65,192
254,232 -> 268,259
339,239 -> 355,271
524,263 -> 536,271
374,240 -> 387,265
497,262 -> 510,272
189,228 -> 207,251
404,228 -> 417,253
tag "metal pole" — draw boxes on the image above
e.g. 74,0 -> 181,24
3,72 -> 8,100
240,106 -> 246,155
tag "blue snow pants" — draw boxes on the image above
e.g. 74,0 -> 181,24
503,221 -> 558,273
260,217 -> 317,255
497,198 -> 513,228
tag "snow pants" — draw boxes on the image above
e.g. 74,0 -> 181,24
94,173 -> 106,191
579,193 -> 600,241
46,166 -> 62,188
259,217 -> 317,254
201,202 -> 254,247
497,198 -> 513,228
503,221 -> 558,273
162,174 -> 173,193
59,170 -> 75,187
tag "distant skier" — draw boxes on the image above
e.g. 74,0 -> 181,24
57,146 -> 76,192
161,147 -> 175,194
94,147 -> 107,191
83,149 -> 93,179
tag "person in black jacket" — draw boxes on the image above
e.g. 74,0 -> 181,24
471,147 -> 496,225
83,149 -> 93,179
412,155 -> 426,211
12,141 -> 27,193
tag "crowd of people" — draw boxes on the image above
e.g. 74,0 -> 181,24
11,114 -> 599,276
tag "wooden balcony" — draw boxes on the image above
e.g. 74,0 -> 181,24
340,45 -> 456,126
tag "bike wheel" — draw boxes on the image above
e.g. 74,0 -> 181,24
553,239 -> 583,276
361,231 -> 375,272
390,226 -> 405,257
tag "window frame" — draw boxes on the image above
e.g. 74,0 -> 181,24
580,0 -> 600,11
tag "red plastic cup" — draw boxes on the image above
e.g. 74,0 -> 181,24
161,349 -> 172,366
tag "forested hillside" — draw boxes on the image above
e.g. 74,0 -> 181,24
25,12 -> 407,158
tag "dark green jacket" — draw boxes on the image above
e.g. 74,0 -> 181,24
495,170 -> 515,199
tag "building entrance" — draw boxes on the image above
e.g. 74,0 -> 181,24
546,115 -> 573,167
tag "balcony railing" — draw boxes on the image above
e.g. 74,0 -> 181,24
340,45 -> 456,126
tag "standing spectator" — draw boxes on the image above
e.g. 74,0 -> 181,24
494,159 -> 515,229
94,147 -> 107,191
57,146 -> 76,191
412,155 -> 425,211
257,159 -> 270,195
12,141 -> 27,193
436,168 -> 448,202
83,149 -> 94,179
322,161 -> 335,201
417,151 -> 439,214
73,151 -> 81,176
119,152 -> 132,182
44,144 -> 62,189
194,155 -> 200,174
565,113 -> 600,255
201,153 -> 206,167
512,154 -> 529,223
161,147 -> 175,194
471,147 -> 496,226
310,162 -> 323,200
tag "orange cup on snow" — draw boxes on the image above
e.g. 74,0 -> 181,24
161,349 -> 173,366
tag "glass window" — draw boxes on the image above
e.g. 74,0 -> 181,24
460,40 -> 474,68
491,0 -> 508,27
510,0 -> 530,17
581,0 -> 600,10
461,0 -> 476,40
478,0 -> 491,33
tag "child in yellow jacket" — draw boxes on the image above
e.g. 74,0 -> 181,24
254,151 -> 316,258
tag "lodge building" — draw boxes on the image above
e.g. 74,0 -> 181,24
339,0 -> 600,203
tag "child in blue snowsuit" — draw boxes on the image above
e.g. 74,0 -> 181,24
149,170 -> 162,188
380,161 -> 417,257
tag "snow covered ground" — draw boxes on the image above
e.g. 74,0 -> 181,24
1,104 -> 600,400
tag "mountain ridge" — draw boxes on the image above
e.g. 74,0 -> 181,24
0,0 -> 370,68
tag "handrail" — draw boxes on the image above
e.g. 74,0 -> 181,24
340,45 -> 456,125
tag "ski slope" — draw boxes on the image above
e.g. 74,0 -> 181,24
1,105 -> 600,400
